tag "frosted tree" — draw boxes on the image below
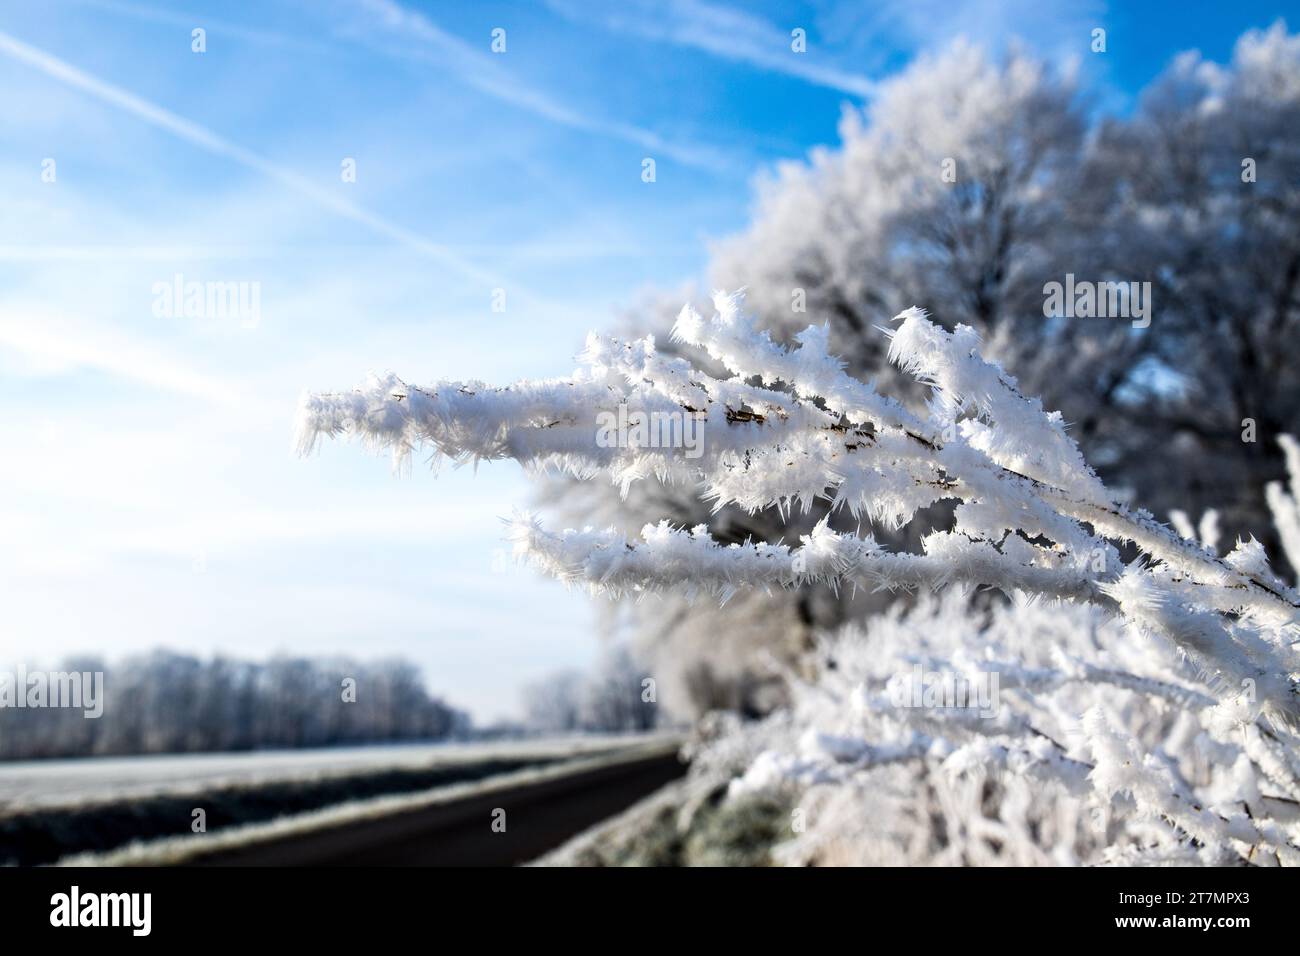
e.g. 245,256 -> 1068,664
710,40 -> 1135,427
521,644 -> 658,733
537,43 -> 1134,712
713,26 -> 1300,520
299,293 -> 1300,864
1087,22 -> 1300,562
531,28 -> 1300,714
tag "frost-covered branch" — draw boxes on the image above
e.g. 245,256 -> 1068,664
300,292 -> 1300,864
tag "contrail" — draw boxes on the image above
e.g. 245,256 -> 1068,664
0,28 -> 544,304
352,0 -> 738,174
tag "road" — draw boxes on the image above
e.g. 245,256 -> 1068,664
181,745 -> 687,866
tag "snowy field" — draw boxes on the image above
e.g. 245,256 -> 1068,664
0,735 -> 653,815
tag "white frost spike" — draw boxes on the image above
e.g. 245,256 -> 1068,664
886,309 -> 1109,505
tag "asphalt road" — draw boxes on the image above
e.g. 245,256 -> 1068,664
182,748 -> 687,866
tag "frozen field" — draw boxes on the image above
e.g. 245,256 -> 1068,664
0,735 -> 655,815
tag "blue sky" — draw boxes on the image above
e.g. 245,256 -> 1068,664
0,0 -> 1293,722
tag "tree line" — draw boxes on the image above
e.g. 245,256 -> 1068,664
0,651 -> 469,760
520,644 -> 660,734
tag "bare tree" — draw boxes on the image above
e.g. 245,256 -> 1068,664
0,653 -> 468,760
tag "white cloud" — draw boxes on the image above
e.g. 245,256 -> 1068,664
0,307 -> 251,408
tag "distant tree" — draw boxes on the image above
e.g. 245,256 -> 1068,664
521,669 -> 586,733
0,652 -> 468,761
579,644 -> 658,732
1082,23 -> 1300,560
520,644 -> 658,733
